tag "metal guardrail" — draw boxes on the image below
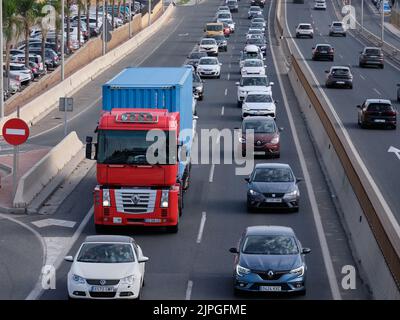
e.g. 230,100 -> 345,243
276,0 -> 400,291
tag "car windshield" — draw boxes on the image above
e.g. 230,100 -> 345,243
218,6 -> 229,10
77,243 -> 135,263
253,18 -> 265,23
332,22 -> 343,27
317,45 -> 331,51
365,48 -> 381,55
97,129 -> 177,165
251,23 -> 264,28
367,103 -> 393,112
218,13 -> 231,19
228,1 -> 236,5
243,52 -> 261,59
245,94 -> 272,102
244,60 -> 263,67
200,58 -> 218,65
299,24 -> 311,29
242,235 -> 299,255
244,119 -> 276,133
331,68 -> 349,75
212,35 -> 225,41
248,39 -> 264,45
206,25 -> 223,31
10,65 -> 26,71
248,29 -> 263,34
189,52 -> 206,59
252,167 -> 294,182
201,39 -> 216,45
241,77 -> 268,86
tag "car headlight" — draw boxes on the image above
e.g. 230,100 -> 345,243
270,136 -> 279,144
236,265 -> 251,276
72,274 -> 86,284
103,189 -> 110,207
289,265 -> 305,277
284,189 -> 299,199
196,86 -> 203,92
120,275 -> 135,284
242,104 -> 250,111
160,190 -> 169,208
249,189 -> 260,196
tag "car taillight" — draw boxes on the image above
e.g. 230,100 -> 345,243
387,111 -> 397,116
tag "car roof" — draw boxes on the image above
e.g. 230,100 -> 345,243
315,43 -> 332,46
365,99 -> 391,105
84,235 -> 135,244
298,23 -> 312,26
330,66 -> 350,70
241,74 -> 266,78
245,225 -> 295,236
244,44 -> 259,51
243,115 -> 275,122
364,46 -> 381,50
244,58 -> 263,62
254,163 -> 291,169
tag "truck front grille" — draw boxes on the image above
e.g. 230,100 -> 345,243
115,189 -> 157,214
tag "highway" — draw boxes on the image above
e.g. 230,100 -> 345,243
4,0 -> 370,299
286,0 -> 400,226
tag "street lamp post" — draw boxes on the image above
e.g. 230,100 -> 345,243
61,0 -> 65,81
361,0 -> 364,31
0,0 -> 4,119
103,0 -> 106,55
381,0 -> 385,44
148,0 -> 152,27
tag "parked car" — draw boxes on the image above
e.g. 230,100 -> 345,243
357,99 -> 397,129
240,116 -> 281,158
65,235 -> 149,300
242,92 -> 277,119
245,163 -> 301,212
186,51 -> 208,69
197,57 -> 222,78
11,53 -> 46,75
229,226 -> 310,295
295,23 -> 314,38
7,63 -> 33,86
312,44 -> 334,61
3,76 -> 21,94
359,47 -> 384,69
18,41 -> 60,55
329,21 -> 346,36
236,75 -> 274,106
29,48 -> 60,69
325,66 -> 353,89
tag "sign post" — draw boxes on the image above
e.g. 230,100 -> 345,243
59,97 -> 74,137
2,119 -> 30,197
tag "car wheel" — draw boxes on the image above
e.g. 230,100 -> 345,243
349,84 -> 353,89
380,64 -> 384,69
247,202 -> 255,213
359,62 -> 363,68
310,35 -> 313,39
344,33 -> 347,37
234,287 -> 243,297
360,122 -> 366,129
217,74 -> 220,79
296,33 -> 299,38
297,289 -> 306,296
331,57 -> 334,62
237,100 -> 242,108
274,153 -> 280,159
198,94 -> 203,101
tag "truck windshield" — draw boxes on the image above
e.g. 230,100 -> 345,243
97,130 -> 177,165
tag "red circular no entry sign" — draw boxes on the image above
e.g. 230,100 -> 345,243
2,118 -> 30,146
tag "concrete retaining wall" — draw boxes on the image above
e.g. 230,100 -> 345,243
13,131 -> 83,208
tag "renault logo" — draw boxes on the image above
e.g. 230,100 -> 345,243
267,270 -> 274,278
256,140 -> 261,145
99,279 -> 106,286
131,195 -> 140,205
272,194 -> 276,198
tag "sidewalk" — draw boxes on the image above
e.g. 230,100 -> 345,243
0,148 -> 50,212
385,21 -> 400,38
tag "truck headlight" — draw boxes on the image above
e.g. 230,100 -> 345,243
290,265 -> 305,277
160,190 -> 169,208
103,189 -> 111,207
120,275 -> 135,284
72,274 -> 86,284
236,265 -> 251,276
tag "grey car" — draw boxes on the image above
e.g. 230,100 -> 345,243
329,21 -> 346,36
245,163 -> 301,212
209,35 -> 228,52
359,47 -> 384,69
192,70 -> 204,101
186,51 -> 208,69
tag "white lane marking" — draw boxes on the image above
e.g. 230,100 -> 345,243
360,74 -> 366,80
221,106 -> 225,116
30,17 -> 186,140
0,213 -> 47,300
227,73 -> 230,80
196,212 -> 207,244
209,164 -> 215,182
185,280 -> 193,300
5,129 -> 26,136
388,146 -> 400,160
26,206 -> 94,300
224,88 -> 228,96
43,237 -> 71,266
279,0 -> 342,300
373,88 -> 382,95
32,219 -> 76,228
229,63 -> 232,69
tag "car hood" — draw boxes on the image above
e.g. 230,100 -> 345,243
239,253 -> 301,271
242,133 -> 277,142
242,67 -> 264,73
72,262 -> 137,279
198,64 -> 219,69
243,102 -> 275,111
239,85 -> 270,92
249,181 -> 294,193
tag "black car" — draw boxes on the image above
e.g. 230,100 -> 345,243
29,48 -> 60,69
186,51 -> 208,69
209,35 -> 228,52
312,44 -> 334,61
246,38 -> 267,54
325,66 -> 353,89
245,163 -> 301,212
192,70 -> 204,101
251,0 -> 266,8
227,0 -> 239,12
357,99 -> 397,129
19,41 -> 60,56
359,47 -> 384,69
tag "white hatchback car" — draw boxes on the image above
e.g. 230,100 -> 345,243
241,59 -> 266,76
242,91 -> 277,118
295,23 -> 314,38
236,75 -> 274,106
199,38 -> 219,56
197,57 -> 222,78
314,0 -> 327,10
66,235 -> 149,300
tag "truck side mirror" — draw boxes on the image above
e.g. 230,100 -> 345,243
85,136 -> 97,160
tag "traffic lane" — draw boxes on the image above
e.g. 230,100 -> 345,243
286,1 -> 400,221
188,1 -> 332,300
0,217 -> 44,299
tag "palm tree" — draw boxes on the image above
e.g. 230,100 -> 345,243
66,0 -> 71,53
123,0 -> 127,22
111,0 -> 115,29
77,0 -> 84,49
17,0 -> 40,68
3,0 -> 23,91
86,0 -> 91,40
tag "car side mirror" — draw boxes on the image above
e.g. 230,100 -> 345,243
296,177 -> 303,183
64,256 -> 74,262
356,105 -> 361,109
302,248 -> 311,254
229,247 -> 239,254
138,256 -> 149,263
270,82 -> 274,86
324,70 -> 329,73
244,177 -> 250,182
85,136 -> 96,160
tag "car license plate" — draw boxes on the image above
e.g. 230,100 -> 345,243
266,198 -> 282,203
374,119 -> 385,123
260,286 -> 282,292
91,286 -> 115,292
321,51 -> 327,54
336,81 -> 345,84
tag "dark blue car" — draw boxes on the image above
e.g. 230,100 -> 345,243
229,226 -> 311,295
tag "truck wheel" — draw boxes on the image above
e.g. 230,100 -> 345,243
167,221 -> 179,233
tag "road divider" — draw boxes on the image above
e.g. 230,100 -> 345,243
13,131 -> 83,210
0,3 -> 175,132
276,0 -> 400,298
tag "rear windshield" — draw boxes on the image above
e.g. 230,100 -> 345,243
248,29 -> 263,34
365,48 -> 381,55
332,22 -> 343,27
206,24 -> 223,31
367,103 -> 393,112
243,52 -> 261,59
331,68 -> 349,75
299,24 -> 312,29
218,13 -> 231,19
248,38 -> 264,45
251,23 -> 264,28
189,52 -> 206,59
250,7 -> 261,12
316,45 -> 331,51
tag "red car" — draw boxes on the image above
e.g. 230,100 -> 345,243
240,116 -> 281,158
223,22 -> 231,37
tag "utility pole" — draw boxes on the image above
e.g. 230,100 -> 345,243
0,0 -> 4,119
361,0 -> 364,31
103,0 -> 106,55
128,0 -> 132,38
148,0 -> 152,27
381,0 -> 385,44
